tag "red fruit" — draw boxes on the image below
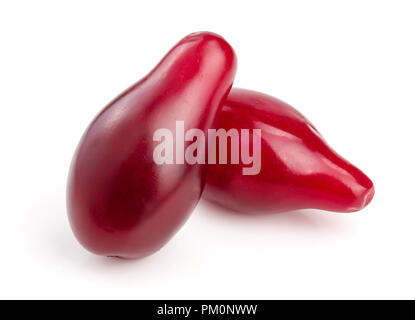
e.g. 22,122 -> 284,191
67,32 -> 236,258
204,88 -> 374,213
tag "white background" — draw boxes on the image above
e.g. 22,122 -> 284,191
1,1 -> 414,299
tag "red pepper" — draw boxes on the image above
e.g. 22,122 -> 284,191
204,88 -> 374,213
67,32 -> 237,259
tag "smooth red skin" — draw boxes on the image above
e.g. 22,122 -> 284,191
204,88 -> 374,214
67,32 -> 236,259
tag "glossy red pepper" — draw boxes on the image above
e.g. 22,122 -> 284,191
67,32 -> 237,259
204,88 -> 374,213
